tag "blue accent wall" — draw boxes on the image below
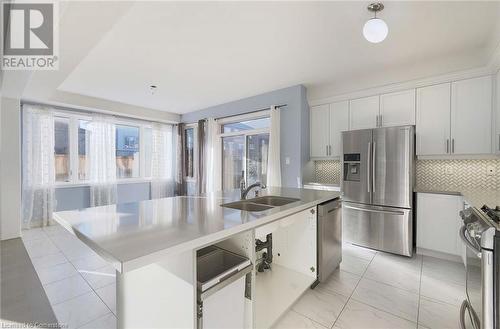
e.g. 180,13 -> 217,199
181,85 -> 310,188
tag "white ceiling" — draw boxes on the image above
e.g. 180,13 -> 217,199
33,2 -> 500,113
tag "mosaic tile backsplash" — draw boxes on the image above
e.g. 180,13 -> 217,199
314,159 -> 500,190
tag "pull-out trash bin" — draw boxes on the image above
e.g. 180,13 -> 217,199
197,246 -> 252,329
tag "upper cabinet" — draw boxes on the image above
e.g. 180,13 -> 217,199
451,76 -> 492,155
310,101 -> 349,158
379,89 -> 416,127
416,83 -> 451,156
310,104 -> 330,158
349,90 -> 415,130
416,76 -> 493,156
349,96 -> 379,130
329,101 -> 349,157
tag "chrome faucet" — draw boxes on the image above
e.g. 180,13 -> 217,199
241,182 -> 266,200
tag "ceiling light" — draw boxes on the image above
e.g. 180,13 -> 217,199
363,2 -> 388,44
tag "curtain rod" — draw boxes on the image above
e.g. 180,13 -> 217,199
212,103 -> 287,121
21,100 -> 179,125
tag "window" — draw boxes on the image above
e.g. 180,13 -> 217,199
78,120 -> 89,180
222,135 -> 245,190
220,112 -> 270,190
54,117 -> 70,182
185,128 -> 195,178
143,127 -> 152,178
34,106 -> 171,185
221,117 -> 270,133
115,124 -> 140,179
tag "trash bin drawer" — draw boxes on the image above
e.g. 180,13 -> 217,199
196,246 -> 252,329
197,246 -> 252,293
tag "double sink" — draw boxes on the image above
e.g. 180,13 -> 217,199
221,196 -> 300,212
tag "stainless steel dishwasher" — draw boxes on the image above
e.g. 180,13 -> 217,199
317,198 -> 342,283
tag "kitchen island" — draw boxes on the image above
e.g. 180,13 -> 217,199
54,187 -> 341,329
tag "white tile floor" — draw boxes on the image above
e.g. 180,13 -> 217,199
21,226 -> 117,329
22,225 -> 468,329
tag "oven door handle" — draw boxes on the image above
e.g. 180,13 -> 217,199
459,226 -> 482,258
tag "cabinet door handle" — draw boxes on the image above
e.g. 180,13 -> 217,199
497,134 -> 500,152
379,115 -> 382,127
452,138 -> 455,153
326,145 -> 328,156
446,139 -> 449,153
375,115 -> 379,127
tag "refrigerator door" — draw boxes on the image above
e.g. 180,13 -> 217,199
372,126 -> 414,209
341,129 -> 372,204
343,202 -> 413,257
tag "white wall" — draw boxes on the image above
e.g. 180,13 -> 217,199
0,97 -> 22,240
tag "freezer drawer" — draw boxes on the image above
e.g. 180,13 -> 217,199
343,202 -> 413,257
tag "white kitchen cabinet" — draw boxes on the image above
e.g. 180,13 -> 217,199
416,76 -> 493,156
417,192 -> 463,256
310,102 -> 348,158
310,104 -> 330,157
379,89 -> 416,127
329,101 -> 349,157
416,83 -> 451,155
349,96 -> 379,130
451,76 -> 492,154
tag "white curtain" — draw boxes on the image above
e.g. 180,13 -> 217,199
205,118 -> 222,193
150,123 -> 175,199
266,106 -> 282,187
22,104 -> 56,228
87,115 -> 117,207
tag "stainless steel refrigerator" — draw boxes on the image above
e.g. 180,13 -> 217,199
341,125 -> 414,257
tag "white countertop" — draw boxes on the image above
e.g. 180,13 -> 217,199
415,187 -> 500,209
54,187 -> 340,273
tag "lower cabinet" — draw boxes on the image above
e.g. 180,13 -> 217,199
416,192 -> 463,256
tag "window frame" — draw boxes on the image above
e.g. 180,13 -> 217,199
183,123 -> 198,182
51,110 -> 158,187
218,110 -> 270,189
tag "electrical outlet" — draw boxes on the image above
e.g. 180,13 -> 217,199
285,157 -> 290,165
487,165 -> 496,176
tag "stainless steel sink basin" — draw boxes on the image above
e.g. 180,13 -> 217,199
250,196 -> 300,207
221,196 -> 300,212
221,201 -> 274,212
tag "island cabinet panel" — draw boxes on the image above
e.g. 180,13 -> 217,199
117,249 -> 196,329
254,207 -> 317,329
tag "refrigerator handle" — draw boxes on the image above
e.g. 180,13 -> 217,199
367,142 -> 371,193
372,142 -> 376,192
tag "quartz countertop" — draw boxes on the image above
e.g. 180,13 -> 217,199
54,187 -> 340,273
414,187 -> 500,209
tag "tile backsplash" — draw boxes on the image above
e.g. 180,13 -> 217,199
314,159 -> 500,190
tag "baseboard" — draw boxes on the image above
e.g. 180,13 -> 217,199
416,247 -> 463,263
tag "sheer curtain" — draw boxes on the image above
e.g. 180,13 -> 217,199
205,118 -> 221,193
22,104 -> 56,228
87,115 -> 117,207
150,123 -> 175,199
266,106 -> 282,187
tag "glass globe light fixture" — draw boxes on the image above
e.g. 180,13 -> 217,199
363,3 -> 388,44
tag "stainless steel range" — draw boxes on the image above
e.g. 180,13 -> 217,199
459,205 -> 499,329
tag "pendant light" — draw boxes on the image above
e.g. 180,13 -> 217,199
363,2 -> 388,43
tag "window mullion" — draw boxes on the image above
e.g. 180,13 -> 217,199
69,117 -> 79,184
139,125 -> 146,179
